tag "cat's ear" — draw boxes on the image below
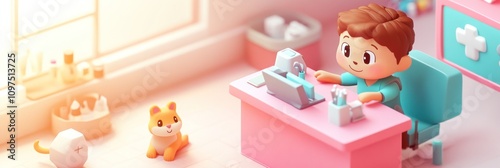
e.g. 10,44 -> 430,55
150,105 -> 161,116
167,102 -> 176,111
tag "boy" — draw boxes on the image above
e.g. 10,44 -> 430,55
314,3 -> 415,148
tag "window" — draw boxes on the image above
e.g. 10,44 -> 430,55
16,0 -> 96,79
0,0 -> 13,85
0,0 -> 198,92
99,0 -> 196,55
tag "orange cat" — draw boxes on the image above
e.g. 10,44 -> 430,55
146,102 -> 189,161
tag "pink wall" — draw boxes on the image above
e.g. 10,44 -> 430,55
170,0 -> 390,55
206,0 -> 390,31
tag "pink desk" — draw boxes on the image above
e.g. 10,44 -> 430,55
229,68 -> 412,168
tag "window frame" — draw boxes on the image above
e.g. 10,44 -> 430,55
2,0 -> 206,92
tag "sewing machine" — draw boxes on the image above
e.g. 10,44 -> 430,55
261,48 -> 324,109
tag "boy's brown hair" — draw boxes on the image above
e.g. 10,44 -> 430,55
338,3 -> 415,63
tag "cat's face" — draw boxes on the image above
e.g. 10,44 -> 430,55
148,102 -> 182,137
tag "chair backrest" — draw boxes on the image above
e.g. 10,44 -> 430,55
394,50 -> 463,125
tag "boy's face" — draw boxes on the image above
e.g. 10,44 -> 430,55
336,31 -> 401,80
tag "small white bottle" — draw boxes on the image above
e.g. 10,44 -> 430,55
36,52 -> 43,73
94,95 -> 108,112
92,60 -> 104,78
59,50 -> 78,84
264,15 -> 286,39
68,100 -> 81,121
50,59 -> 58,81
284,21 -> 309,41
77,62 -> 91,78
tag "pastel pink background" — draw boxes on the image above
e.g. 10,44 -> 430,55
1,0 -> 500,167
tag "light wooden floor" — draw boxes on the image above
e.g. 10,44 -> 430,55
0,61 -> 266,168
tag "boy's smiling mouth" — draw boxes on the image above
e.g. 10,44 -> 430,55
349,65 -> 363,72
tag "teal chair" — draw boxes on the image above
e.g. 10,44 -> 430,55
394,50 -> 462,149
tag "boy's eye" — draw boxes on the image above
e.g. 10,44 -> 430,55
157,120 -> 163,127
341,42 -> 350,57
173,116 -> 178,123
363,51 -> 376,64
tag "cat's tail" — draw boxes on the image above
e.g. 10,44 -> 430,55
34,140 -> 50,154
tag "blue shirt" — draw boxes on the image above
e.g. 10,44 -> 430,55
340,72 -> 404,113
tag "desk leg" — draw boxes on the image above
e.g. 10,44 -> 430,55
240,101 -> 402,168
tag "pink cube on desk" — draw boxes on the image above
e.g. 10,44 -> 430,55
229,68 -> 411,168
436,0 -> 500,91
246,13 -> 322,70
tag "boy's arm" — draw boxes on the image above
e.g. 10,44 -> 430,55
314,70 -> 341,84
314,70 -> 358,85
358,92 -> 382,103
358,83 -> 400,103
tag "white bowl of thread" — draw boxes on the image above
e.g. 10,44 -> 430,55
51,93 -> 112,140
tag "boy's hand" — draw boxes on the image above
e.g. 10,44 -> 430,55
358,92 -> 383,103
314,70 -> 341,84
